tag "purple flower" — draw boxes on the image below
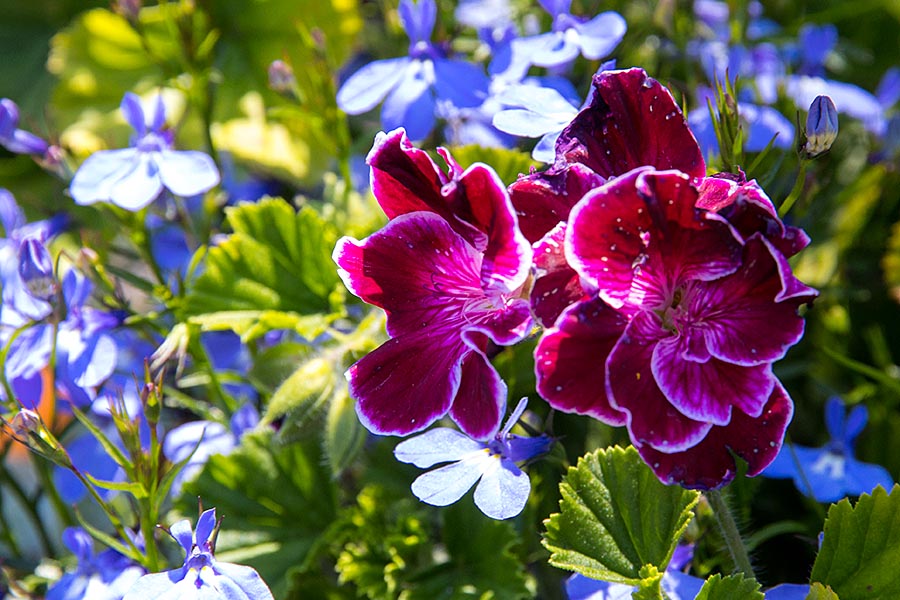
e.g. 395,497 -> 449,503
394,398 -> 552,519
0,98 -> 49,155
336,0 -> 489,141
516,0 -> 626,68
46,528 -> 145,600
763,397 -> 894,503
123,508 -> 275,600
333,129 -> 532,440
70,93 -> 219,210
535,166 -> 816,488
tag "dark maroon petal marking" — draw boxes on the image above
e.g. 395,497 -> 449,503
607,313 -> 713,452
448,349 -> 507,440
531,223 -> 587,327
535,297 -> 628,425
555,68 -> 706,180
637,381 -> 794,489
508,164 -> 606,244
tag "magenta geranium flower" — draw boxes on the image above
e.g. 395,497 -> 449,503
535,167 -> 817,488
334,130 -> 533,440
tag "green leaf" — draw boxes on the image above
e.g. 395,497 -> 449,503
181,198 -> 341,320
810,484 -> 900,599
632,565 -> 664,600
694,573 -> 764,600
446,145 -> 538,187
262,356 -> 337,427
805,582 -> 840,600
178,430 -> 338,597
83,474 -> 147,499
542,446 -> 700,584
187,309 -> 334,343
324,387 -> 366,477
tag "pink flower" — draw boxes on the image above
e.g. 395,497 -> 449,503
333,130 -> 532,440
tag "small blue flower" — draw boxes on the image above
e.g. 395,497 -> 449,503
46,527 -> 145,600
394,398 -> 552,520
763,397 -> 894,503
337,0 -> 489,141
515,0 -> 626,68
123,508 -> 275,600
70,93 -> 220,211
0,98 -> 49,156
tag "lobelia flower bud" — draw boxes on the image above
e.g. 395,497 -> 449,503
18,238 -> 58,302
805,95 -> 838,158
0,98 -> 50,156
267,60 -> 296,95
7,409 -> 73,469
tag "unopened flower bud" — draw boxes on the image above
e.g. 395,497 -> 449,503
114,0 -> 143,21
8,408 -> 72,468
805,95 -> 838,157
267,60 -> 296,95
18,238 -> 58,301
11,408 -> 40,437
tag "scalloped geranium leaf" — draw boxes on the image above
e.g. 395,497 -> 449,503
447,144 -> 539,187
810,484 -> 900,599
695,574 -> 764,600
542,446 -> 700,584
181,198 -> 341,321
805,582 -> 840,600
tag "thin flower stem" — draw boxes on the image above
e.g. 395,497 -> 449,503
778,160 -> 808,218
33,456 -> 75,529
707,488 -> 755,578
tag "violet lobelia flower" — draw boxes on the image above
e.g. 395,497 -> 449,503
0,98 -> 50,156
123,508 -> 274,600
535,167 -> 817,488
70,93 -> 219,211
47,527 -> 145,600
394,398 -> 552,519
334,128 -> 533,440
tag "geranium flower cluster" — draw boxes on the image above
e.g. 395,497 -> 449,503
338,67 -> 817,493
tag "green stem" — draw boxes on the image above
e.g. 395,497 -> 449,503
707,488 -> 755,578
778,160 -> 808,218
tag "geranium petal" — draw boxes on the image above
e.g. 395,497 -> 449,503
652,335 -> 776,424
531,222 -> 587,327
158,150 -> 221,197
607,313 -> 713,452
536,296 -> 628,425
638,381 -> 793,489
508,163 -> 605,244
410,453 -> 491,506
449,347 -> 507,440
70,149 -> 140,206
336,58 -> 411,114
473,457 -> 530,519
368,128 -> 449,219
556,68 -> 705,179
574,12 -> 627,60
394,428 -> 486,468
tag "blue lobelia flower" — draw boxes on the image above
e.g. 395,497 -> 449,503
0,98 -> 49,156
336,0 -> 489,141
123,508 -> 275,600
515,0 -> 626,69
763,397 -> 894,503
70,93 -> 220,211
46,527 -> 145,600
393,398 -> 552,520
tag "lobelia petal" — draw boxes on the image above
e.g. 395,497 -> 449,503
508,163 -> 606,244
573,12 -> 627,60
472,456 -> 530,519
493,108 -> 570,138
448,347 -> 507,440
538,0 -> 570,18
70,148 -> 140,206
535,296 -> 628,425
842,402 -> 869,446
109,152 -> 164,210
195,508 -> 217,550
844,459 -> 894,499
638,381 -> 793,489
739,103 -> 794,152
527,32 -> 581,68
213,562 -> 275,600
497,84 -> 579,119
410,452 -> 492,506
67,332 -> 117,389
556,69 -> 706,179
606,312 -> 713,452
381,66 -> 435,141
765,584 -> 813,600
169,520 -> 196,556
157,150 -> 221,198
122,571 -> 182,599
395,428 -> 486,468
120,92 -> 146,137
531,223 -> 587,327
433,59 -> 489,109
398,0 -> 436,44
651,334 -> 776,424
533,130 -> 562,162
336,57 -> 411,115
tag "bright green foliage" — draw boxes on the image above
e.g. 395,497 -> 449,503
810,484 -> 900,599
325,387 -> 366,476
542,446 -> 700,584
336,492 -> 531,600
882,218 -> 900,303
694,574 -> 764,600
446,145 -> 539,187
178,430 -> 338,597
263,357 -> 337,428
181,197 -> 342,325
631,565 -> 664,600
805,583 -> 840,600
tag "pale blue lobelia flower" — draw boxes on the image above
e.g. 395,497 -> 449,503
393,398 -> 552,520
763,397 -> 894,503
46,528 -> 145,600
70,93 -> 219,211
336,0 -> 489,141
123,508 -> 274,600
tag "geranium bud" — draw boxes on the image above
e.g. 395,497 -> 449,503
18,238 -> 58,301
805,95 -> 838,157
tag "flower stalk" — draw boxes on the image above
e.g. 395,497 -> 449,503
707,488 -> 755,578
